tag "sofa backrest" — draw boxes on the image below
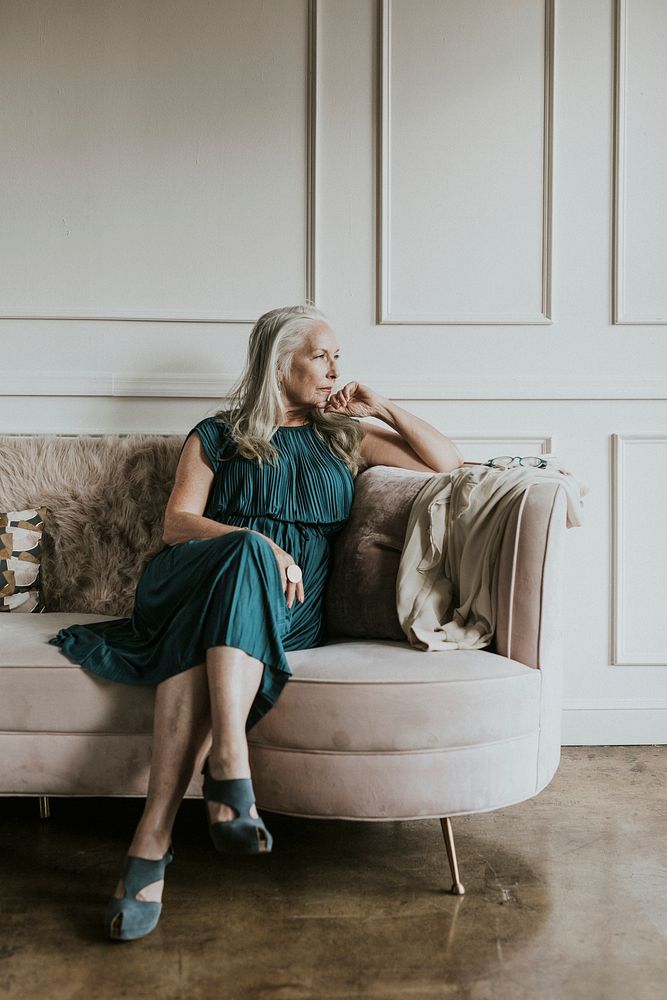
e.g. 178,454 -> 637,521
323,465 -> 433,640
0,435 -> 435,635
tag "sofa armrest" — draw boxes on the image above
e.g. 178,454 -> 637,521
494,481 -> 568,671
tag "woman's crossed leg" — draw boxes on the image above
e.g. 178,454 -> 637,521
112,645 -> 264,905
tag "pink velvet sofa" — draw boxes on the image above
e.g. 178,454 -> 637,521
0,433 -> 568,893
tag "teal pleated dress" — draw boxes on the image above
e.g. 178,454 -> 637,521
49,414 -> 356,732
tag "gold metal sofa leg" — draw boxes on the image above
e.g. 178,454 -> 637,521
38,795 -> 50,819
440,817 -> 465,895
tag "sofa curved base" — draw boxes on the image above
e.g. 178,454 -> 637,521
0,731 -> 560,821
248,732 -> 559,820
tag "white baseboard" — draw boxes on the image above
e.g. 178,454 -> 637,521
562,707 -> 667,745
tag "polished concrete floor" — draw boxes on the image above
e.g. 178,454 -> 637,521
0,747 -> 665,1000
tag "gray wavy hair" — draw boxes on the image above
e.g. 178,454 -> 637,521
215,304 -> 368,477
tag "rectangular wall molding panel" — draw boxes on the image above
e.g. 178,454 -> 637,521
611,434 -> 667,665
613,0 -> 667,323
0,0 -> 317,323
378,0 -> 554,324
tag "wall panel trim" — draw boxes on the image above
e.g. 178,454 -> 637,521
306,0 -> 318,305
377,0 -> 554,325
612,0 -> 667,325
2,374 -> 666,399
611,433 -> 667,666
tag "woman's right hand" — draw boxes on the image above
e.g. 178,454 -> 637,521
267,541 -> 305,608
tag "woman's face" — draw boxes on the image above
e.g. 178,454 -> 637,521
281,324 -> 341,414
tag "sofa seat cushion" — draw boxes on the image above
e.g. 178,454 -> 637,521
2,619 -> 540,755
250,638 -> 541,753
0,614 -> 156,733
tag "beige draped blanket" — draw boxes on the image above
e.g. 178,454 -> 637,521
395,458 -> 588,651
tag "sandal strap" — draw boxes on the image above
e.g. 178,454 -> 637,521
121,848 -> 173,898
202,764 -> 256,818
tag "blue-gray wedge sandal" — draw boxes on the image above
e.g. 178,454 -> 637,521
104,846 -> 174,941
202,758 -> 273,854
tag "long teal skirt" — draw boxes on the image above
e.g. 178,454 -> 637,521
49,527 -> 328,732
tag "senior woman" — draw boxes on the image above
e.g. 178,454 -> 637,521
49,303 -> 463,940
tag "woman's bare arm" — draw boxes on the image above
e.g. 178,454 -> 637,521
162,435 -> 269,547
162,434 -> 304,604
363,399 -> 464,473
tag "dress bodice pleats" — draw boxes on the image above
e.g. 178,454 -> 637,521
187,416 -> 355,531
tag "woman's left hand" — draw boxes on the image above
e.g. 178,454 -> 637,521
323,381 -> 382,419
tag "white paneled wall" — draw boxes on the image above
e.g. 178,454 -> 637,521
1,0 -> 666,743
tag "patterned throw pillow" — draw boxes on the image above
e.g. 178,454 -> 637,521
0,508 -> 46,613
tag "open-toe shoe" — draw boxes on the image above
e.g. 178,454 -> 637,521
202,758 -> 273,855
103,846 -> 174,941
